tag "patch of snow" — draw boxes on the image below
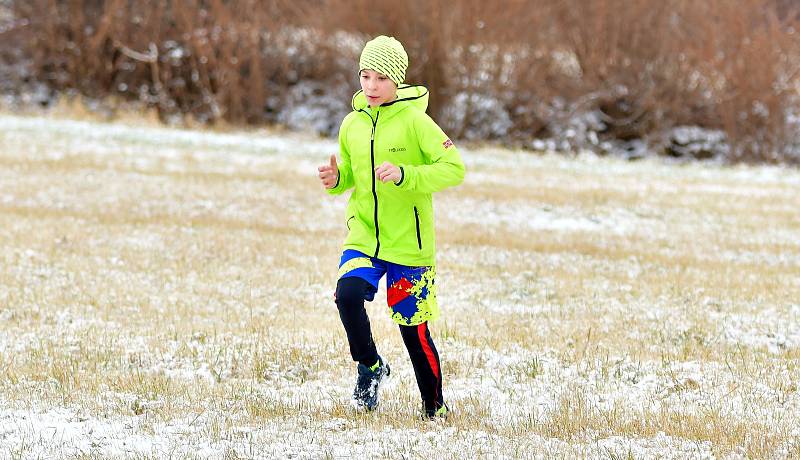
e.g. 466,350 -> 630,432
278,81 -> 351,136
441,92 -> 513,140
663,126 -> 730,160
440,196 -> 645,235
720,306 -> 800,354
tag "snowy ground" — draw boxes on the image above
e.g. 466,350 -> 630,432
0,114 -> 799,459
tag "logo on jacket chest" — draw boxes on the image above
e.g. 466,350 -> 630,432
388,146 -> 407,153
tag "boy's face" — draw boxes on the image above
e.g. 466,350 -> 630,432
360,69 -> 397,107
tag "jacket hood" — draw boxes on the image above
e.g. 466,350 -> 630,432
351,84 -> 429,113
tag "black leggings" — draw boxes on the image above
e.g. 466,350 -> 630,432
336,276 -> 444,410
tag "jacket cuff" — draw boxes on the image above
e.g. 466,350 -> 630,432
394,166 -> 405,186
333,168 -> 341,188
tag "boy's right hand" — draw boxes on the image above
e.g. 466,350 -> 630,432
318,154 -> 339,189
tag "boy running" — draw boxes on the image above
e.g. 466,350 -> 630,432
318,35 -> 464,419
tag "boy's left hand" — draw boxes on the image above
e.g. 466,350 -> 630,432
375,162 -> 402,184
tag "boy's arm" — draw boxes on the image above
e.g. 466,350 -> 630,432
395,112 -> 465,193
328,116 -> 355,195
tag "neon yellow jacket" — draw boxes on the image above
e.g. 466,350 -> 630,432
328,85 -> 465,266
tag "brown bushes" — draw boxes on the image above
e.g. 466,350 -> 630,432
6,0 -> 800,163
9,0 -> 349,124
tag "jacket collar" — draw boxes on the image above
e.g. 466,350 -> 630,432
351,85 -> 430,121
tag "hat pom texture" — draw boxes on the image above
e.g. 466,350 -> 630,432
359,35 -> 408,86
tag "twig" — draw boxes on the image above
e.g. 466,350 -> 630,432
114,41 -> 157,64
113,41 -> 169,112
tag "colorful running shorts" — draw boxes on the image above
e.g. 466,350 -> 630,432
338,249 -> 438,326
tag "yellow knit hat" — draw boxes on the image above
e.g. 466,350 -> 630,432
359,35 -> 408,86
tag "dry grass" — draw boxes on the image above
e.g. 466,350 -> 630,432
0,113 -> 799,458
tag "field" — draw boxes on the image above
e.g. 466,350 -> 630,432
0,113 -> 799,459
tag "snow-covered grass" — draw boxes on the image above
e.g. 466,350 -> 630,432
0,113 -> 799,459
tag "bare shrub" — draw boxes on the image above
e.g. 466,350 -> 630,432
10,0 -> 351,126
704,0 -> 800,162
7,0 -> 800,162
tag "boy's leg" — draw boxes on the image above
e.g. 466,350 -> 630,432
385,263 -> 444,415
399,322 -> 445,414
335,276 -> 379,367
336,251 -> 391,410
335,250 -> 385,367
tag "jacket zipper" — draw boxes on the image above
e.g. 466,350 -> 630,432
414,206 -> 422,250
370,111 -> 380,258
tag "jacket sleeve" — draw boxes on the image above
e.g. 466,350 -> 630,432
328,114 -> 355,195
395,111 -> 465,193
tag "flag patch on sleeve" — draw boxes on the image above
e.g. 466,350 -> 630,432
442,139 -> 454,149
